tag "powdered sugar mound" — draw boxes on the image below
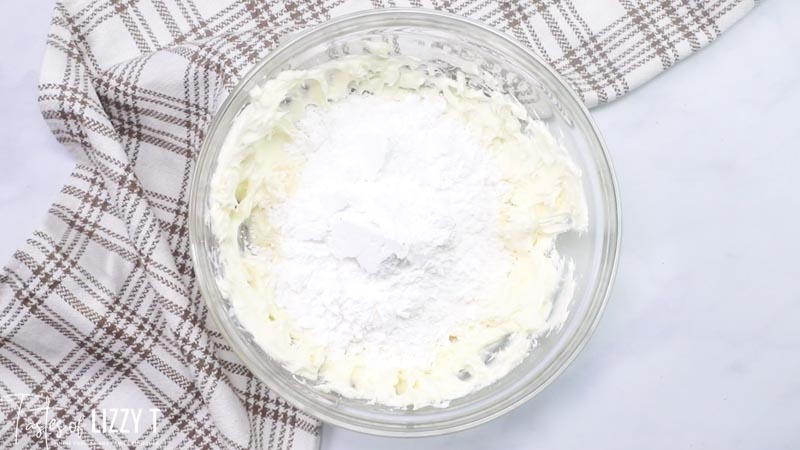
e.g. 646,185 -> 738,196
271,94 -> 512,367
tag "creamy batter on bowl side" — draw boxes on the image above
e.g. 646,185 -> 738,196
209,48 -> 588,408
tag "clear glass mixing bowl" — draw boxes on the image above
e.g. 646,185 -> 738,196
189,8 -> 620,437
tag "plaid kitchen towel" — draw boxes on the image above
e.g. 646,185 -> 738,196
0,0 -> 754,448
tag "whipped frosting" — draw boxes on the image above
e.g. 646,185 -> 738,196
209,49 -> 588,408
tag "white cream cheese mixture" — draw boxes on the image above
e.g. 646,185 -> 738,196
209,50 -> 588,408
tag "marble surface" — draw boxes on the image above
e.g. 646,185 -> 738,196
2,1 -> 799,449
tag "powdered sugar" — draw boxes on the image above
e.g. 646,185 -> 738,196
211,54 -> 587,406
271,93 -> 512,366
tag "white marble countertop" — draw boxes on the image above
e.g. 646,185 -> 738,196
2,1 -> 798,449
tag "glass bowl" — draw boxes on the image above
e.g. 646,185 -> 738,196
189,8 -> 620,437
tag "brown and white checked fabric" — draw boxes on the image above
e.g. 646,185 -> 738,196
0,0 -> 754,448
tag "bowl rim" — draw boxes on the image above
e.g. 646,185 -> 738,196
189,7 -> 621,437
